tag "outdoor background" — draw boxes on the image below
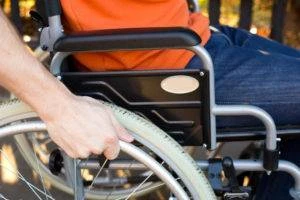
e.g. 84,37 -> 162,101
1,0 -> 300,48
0,0 -> 299,199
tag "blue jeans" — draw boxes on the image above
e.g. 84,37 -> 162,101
186,25 -> 300,199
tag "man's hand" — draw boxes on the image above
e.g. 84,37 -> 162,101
42,95 -> 134,159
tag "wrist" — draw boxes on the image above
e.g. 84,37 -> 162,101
30,80 -> 76,122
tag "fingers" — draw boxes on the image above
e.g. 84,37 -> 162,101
57,137 -> 90,158
89,142 -> 105,155
85,98 -> 134,143
107,108 -> 134,143
45,96 -> 131,161
103,140 -> 120,160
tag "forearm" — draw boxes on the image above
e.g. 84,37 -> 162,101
0,10 -> 132,160
0,9 -> 72,120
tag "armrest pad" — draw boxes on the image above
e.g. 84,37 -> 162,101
53,27 -> 201,52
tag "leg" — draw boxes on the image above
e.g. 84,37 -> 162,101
187,32 -> 300,127
215,25 -> 300,58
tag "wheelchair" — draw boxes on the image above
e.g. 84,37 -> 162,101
1,0 -> 300,199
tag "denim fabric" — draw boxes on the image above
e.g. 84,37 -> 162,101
187,25 -> 300,128
186,25 -> 300,200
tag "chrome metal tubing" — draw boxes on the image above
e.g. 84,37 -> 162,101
62,153 -> 85,200
81,159 -> 300,190
188,45 -> 216,149
213,105 -> 277,151
48,16 -> 64,46
192,0 -> 200,12
0,121 -> 46,139
40,15 -> 64,51
50,52 -> 71,75
79,160 -> 146,170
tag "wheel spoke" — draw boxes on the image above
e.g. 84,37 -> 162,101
123,171 -> 154,200
32,143 -> 51,200
0,149 -> 54,200
88,158 -> 108,190
115,161 -> 165,200
0,193 -> 9,200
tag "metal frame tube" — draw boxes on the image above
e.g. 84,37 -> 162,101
79,159 -> 300,198
0,121 -> 46,139
213,105 -> 277,151
80,159 -> 300,190
79,158 -> 300,189
188,46 -> 216,149
48,16 -> 64,43
50,52 -> 71,75
62,153 -> 85,200
192,0 -> 200,12
79,160 -> 146,170
40,15 -> 64,51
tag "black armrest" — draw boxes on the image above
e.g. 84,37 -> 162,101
53,27 -> 201,52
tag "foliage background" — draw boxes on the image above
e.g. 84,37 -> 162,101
199,0 -> 300,48
1,0 -> 300,48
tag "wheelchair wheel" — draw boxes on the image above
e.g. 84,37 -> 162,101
0,99 -> 216,199
14,131 -> 197,199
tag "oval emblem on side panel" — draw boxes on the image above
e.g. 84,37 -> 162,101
161,75 -> 199,94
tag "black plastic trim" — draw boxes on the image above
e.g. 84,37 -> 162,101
46,0 -> 61,17
62,69 -> 210,146
54,27 -> 201,52
263,147 -> 279,171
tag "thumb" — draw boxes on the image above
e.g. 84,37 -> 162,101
107,109 -> 134,143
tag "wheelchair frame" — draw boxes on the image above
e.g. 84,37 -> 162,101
1,0 -> 299,199
44,0 -> 278,166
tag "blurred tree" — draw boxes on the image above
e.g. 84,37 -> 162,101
270,0 -> 288,42
209,0 -> 221,25
3,0 -> 299,47
284,0 -> 300,48
239,0 -> 253,30
10,0 -> 22,34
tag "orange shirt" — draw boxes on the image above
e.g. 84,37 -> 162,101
60,0 -> 211,71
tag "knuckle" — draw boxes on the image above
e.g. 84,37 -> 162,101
91,146 -> 103,155
78,150 -> 90,158
104,152 -> 114,160
66,151 -> 76,158
106,150 -> 119,160
105,136 -> 118,145
104,146 -> 120,160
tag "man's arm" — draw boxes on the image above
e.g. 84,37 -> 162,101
0,9 -> 133,159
